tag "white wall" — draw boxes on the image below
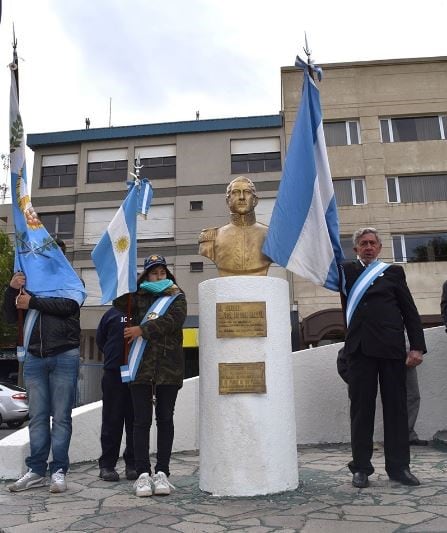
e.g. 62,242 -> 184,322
1,327 -> 446,480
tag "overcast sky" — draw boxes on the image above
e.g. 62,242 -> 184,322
1,0 -> 446,196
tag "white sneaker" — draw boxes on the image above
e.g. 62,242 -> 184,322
49,469 -> 67,493
8,469 -> 47,492
133,472 -> 153,497
153,471 -> 175,495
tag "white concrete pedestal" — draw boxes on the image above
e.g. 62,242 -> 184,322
199,276 -> 298,496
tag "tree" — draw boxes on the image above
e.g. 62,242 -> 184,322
0,229 -> 17,346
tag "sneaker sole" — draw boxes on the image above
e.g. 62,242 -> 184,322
9,480 -> 47,492
49,485 -> 67,493
135,489 -> 153,497
154,487 -> 171,495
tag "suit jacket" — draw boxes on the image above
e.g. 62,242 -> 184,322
341,261 -> 426,359
441,280 -> 447,331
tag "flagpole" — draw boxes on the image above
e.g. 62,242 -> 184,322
304,34 -> 347,334
10,28 -> 25,387
123,155 -> 144,365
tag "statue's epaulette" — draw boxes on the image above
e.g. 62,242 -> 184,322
199,227 -> 218,243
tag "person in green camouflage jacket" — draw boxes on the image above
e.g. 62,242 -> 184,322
114,255 -> 186,497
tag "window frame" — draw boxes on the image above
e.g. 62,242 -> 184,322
392,232 -> 447,263
323,120 -> 361,146
39,211 -> 75,240
380,115 -> 447,143
333,177 -> 367,206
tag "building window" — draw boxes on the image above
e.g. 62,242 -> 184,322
83,204 -> 174,245
39,212 -> 75,240
380,116 -> 447,143
333,178 -> 366,206
340,236 -> 356,260
80,268 -> 101,306
190,262 -> 204,272
136,145 -> 176,179
230,137 -> 281,174
392,233 -> 447,263
190,201 -> 203,211
87,148 -> 128,184
256,198 -> 275,225
387,174 -> 447,203
40,154 -> 78,188
323,121 -> 360,146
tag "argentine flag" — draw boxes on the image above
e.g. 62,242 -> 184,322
262,57 -> 344,291
9,55 -> 86,306
92,179 -> 152,304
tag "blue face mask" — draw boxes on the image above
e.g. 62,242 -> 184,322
140,279 -> 173,294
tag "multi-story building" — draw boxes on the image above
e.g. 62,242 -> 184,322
1,56 -> 446,367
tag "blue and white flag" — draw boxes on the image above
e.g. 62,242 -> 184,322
9,59 -> 86,306
262,57 -> 344,291
91,179 -> 152,304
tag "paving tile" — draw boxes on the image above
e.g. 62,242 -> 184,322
171,522 -> 226,533
145,514 -> 182,526
384,511 -> 437,525
405,517 -> 447,532
301,519 -> 399,532
341,504 -> 416,516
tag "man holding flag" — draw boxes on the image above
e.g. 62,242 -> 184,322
3,39 -> 86,494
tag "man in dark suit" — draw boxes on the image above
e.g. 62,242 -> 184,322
341,227 -> 426,489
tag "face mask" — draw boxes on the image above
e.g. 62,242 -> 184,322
140,279 -> 173,294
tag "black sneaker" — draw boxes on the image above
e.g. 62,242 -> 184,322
99,467 -> 119,482
125,467 -> 138,480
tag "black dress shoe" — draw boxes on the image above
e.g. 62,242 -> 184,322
125,467 -> 138,480
409,438 -> 428,446
389,468 -> 420,486
352,472 -> 369,488
99,467 -> 119,482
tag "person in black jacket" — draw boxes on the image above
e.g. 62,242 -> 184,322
341,227 -> 426,489
2,270 -> 81,494
442,281 -> 447,331
97,307 -> 136,481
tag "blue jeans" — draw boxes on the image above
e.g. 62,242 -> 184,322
23,348 -> 80,476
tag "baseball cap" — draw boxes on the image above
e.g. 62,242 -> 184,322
143,255 -> 167,272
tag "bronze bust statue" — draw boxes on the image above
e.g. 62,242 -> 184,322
199,176 -> 272,276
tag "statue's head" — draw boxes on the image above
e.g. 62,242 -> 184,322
226,176 -> 258,215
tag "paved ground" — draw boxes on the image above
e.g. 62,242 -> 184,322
1,443 -> 447,532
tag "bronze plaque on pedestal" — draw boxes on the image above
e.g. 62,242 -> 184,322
219,362 -> 266,394
216,302 -> 266,338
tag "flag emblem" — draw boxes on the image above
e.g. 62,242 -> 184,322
114,236 -> 130,253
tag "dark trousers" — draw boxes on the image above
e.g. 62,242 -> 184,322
406,366 -> 421,441
99,370 -> 135,469
131,383 -> 179,477
347,352 -> 410,476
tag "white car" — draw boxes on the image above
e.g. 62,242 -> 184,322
0,382 -> 29,429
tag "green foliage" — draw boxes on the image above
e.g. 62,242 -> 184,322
9,114 -> 23,154
0,230 -> 17,346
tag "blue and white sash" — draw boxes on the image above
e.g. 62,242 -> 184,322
346,261 -> 390,327
16,309 -> 39,362
120,294 -> 180,383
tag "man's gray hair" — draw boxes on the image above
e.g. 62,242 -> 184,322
226,176 -> 257,199
352,227 -> 382,246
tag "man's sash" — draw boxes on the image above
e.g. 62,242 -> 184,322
120,293 -> 180,383
16,309 -> 39,362
346,261 -> 390,327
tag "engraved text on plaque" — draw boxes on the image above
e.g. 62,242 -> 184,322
219,362 -> 266,394
216,302 -> 266,338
